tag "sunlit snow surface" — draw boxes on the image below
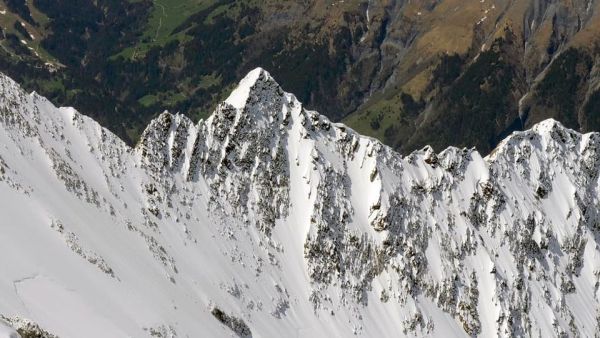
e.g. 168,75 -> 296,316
0,69 -> 599,337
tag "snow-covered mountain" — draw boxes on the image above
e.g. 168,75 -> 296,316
1,68 -> 600,337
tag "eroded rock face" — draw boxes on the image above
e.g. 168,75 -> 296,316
0,316 -> 57,338
0,68 -> 600,337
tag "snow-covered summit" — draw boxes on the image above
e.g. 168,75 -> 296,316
0,69 -> 600,337
224,67 -> 273,109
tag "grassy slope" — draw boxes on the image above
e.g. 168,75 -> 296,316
116,0 -> 215,60
343,0 -> 501,149
0,0 -> 57,64
344,0 -> 600,154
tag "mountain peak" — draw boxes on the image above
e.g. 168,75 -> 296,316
531,118 -> 562,133
224,67 -> 276,110
487,118 -> 587,161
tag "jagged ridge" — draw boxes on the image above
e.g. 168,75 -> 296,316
0,68 -> 599,337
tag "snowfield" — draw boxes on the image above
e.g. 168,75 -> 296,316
0,68 -> 599,337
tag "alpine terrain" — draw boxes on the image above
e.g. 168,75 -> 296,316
2,0 -> 600,154
1,68 -> 600,337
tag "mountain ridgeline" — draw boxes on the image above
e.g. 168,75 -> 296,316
1,68 -> 600,337
1,0 -> 600,154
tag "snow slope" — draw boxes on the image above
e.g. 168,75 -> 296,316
0,68 -> 599,337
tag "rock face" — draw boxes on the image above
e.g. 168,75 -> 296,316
1,68 -> 600,337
